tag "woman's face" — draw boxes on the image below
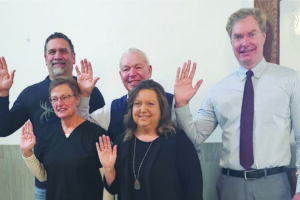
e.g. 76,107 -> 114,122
132,89 -> 161,131
50,84 -> 79,120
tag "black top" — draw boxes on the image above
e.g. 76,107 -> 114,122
37,120 -> 106,200
0,76 -> 105,188
132,137 -> 154,200
104,129 -> 203,200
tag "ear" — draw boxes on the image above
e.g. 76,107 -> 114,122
75,95 -> 81,106
147,65 -> 152,78
262,32 -> 266,45
72,53 -> 76,65
44,55 -> 47,66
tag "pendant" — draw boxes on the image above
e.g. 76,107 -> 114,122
134,179 -> 141,190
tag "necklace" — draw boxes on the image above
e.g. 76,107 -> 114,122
133,137 -> 153,190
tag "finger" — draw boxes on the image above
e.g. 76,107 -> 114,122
0,57 -> 3,69
179,62 -> 187,80
113,145 -> 117,159
105,136 -> 112,148
29,121 -> 33,134
189,62 -> 197,80
1,57 -> 8,71
176,67 -> 181,82
9,70 -> 16,82
96,142 -> 101,154
75,66 -> 81,76
99,136 -> 105,151
80,60 -> 86,74
193,79 -> 203,92
185,60 -> 191,78
1,56 -> 7,70
92,77 -> 100,88
104,135 -> 111,150
87,61 -> 92,76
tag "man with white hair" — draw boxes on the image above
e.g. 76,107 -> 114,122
78,48 -> 174,142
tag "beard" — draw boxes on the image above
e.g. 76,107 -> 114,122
51,66 -> 67,76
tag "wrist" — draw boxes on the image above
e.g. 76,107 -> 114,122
22,150 -> 33,158
175,101 -> 188,108
0,90 -> 9,97
79,92 -> 91,97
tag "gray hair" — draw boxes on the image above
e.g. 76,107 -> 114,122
119,48 -> 150,68
226,8 -> 267,38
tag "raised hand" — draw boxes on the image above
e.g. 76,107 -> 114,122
20,121 -> 36,157
76,59 -> 100,97
0,57 -> 16,96
96,135 -> 117,169
96,135 -> 117,186
174,60 -> 203,108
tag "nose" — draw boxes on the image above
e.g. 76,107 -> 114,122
140,104 -> 147,112
241,36 -> 249,45
128,67 -> 137,76
54,51 -> 63,59
56,98 -> 64,105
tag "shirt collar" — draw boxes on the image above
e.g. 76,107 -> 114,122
237,58 -> 268,80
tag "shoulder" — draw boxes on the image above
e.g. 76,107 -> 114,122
19,77 -> 49,96
81,120 -> 107,135
165,92 -> 174,98
168,128 -> 195,147
112,95 -> 127,103
265,62 -> 299,77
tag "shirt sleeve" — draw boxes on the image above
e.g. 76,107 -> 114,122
78,97 -> 111,131
100,168 -> 115,200
175,97 -> 218,153
22,154 -> 47,182
89,86 -> 105,112
0,95 -> 29,137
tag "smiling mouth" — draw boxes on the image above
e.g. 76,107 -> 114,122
240,47 -> 256,54
52,61 -> 66,67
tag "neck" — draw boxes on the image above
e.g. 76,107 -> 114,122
135,127 -> 158,142
61,113 -> 85,135
242,57 -> 263,70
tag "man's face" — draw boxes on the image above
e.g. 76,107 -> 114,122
230,15 -> 266,69
119,52 -> 152,93
44,38 -> 75,79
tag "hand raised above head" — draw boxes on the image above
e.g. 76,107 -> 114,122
76,59 -> 100,97
174,60 -> 203,108
0,57 -> 16,96
20,121 -> 36,157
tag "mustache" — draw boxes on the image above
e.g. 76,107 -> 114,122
52,60 -> 66,65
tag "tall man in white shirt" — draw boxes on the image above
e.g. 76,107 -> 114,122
174,8 -> 300,200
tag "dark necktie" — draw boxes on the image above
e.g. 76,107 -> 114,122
240,70 -> 254,170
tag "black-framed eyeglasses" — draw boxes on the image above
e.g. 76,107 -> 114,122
49,94 -> 75,104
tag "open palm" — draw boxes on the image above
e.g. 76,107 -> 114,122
174,60 -> 203,107
0,57 -> 15,95
96,135 -> 117,169
76,59 -> 99,97
20,121 -> 36,154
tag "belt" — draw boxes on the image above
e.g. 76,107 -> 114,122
222,167 -> 285,180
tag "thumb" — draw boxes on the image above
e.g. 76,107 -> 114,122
92,77 -> 100,87
10,70 -> 16,81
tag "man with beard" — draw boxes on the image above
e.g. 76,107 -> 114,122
0,32 -> 105,200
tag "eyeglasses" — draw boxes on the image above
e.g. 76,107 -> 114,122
49,94 -> 75,104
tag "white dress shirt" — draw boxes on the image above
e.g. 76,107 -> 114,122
175,58 -> 300,191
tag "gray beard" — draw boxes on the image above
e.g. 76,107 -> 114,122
52,67 -> 66,76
